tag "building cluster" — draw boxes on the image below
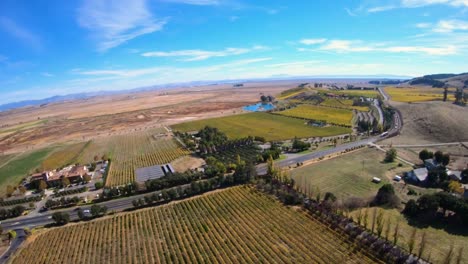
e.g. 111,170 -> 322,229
30,165 -> 90,187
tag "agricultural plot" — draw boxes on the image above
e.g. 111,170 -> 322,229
277,105 -> 353,126
172,112 -> 351,141
0,148 -> 56,197
350,208 -> 467,264
291,148 -> 409,199
12,187 -> 378,264
207,144 -> 260,164
40,141 -> 90,171
95,129 -> 190,187
320,98 -> 369,111
385,87 -> 456,102
320,90 -> 379,98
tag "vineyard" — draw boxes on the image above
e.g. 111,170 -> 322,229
41,141 -> 90,171
206,144 -> 261,164
277,105 -> 353,126
384,87 -> 456,102
12,187 -> 378,264
103,130 -> 189,187
320,98 -> 369,111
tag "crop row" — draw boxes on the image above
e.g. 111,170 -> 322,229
12,187 -> 376,264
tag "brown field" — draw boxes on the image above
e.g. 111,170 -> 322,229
0,81 -> 297,154
384,101 -> 468,145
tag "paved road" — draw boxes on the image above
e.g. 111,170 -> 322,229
0,229 -> 25,264
373,99 -> 384,126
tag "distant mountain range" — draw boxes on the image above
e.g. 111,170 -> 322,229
0,74 -> 414,112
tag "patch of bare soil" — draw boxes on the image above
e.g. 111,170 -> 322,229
171,156 -> 206,172
386,101 -> 468,145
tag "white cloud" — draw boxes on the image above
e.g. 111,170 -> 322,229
416,22 -> 432,28
433,19 -> 468,32
141,46 -> 267,61
367,5 -> 397,12
299,38 -> 327,45
402,0 -> 468,7
78,0 -> 166,51
41,72 -> 54,77
298,39 -> 457,55
160,0 -> 220,5
344,8 -> 357,16
0,17 -> 42,50
229,16 -> 239,22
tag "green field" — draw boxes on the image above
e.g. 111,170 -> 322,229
0,148 -> 56,197
171,112 -> 351,141
320,98 -> 369,111
291,148 -> 405,199
319,90 -> 379,98
350,208 -> 467,264
277,105 -> 353,126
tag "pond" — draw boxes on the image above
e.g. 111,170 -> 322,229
243,103 -> 275,112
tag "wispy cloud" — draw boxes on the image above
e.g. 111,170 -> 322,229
141,46 -> 268,61
433,19 -> 468,32
367,0 -> 468,13
0,17 -> 42,50
416,22 -> 432,28
401,0 -> 468,7
299,38 -> 327,45
299,39 -> 457,55
229,16 -> 239,22
159,0 -> 220,5
344,8 -> 357,16
367,5 -> 397,12
41,72 -> 54,77
77,0 -> 166,51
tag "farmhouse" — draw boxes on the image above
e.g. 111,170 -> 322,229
424,159 -> 439,170
408,167 -> 429,182
30,165 -> 89,187
448,170 -> 462,181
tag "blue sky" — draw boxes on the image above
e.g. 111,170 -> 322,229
0,0 -> 467,104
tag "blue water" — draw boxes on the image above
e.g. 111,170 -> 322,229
243,103 -> 275,112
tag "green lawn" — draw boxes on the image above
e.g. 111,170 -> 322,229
291,148 -> 403,199
171,112 -> 351,141
0,148 -> 56,197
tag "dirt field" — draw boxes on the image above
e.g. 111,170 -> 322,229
385,101 -> 468,145
0,81 -> 297,154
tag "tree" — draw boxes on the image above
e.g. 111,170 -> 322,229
373,184 -> 399,207
324,192 -> 337,202
443,87 -> 448,101
6,185 -> 14,197
94,181 -> 104,190
101,154 -> 108,161
384,148 -> 397,163
18,185 -> 26,194
403,199 -> 419,217
93,155 -> 99,162
77,208 -> 85,220
393,220 -> 400,245
52,212 -> 70,225
38,180 -> 47,191
441,154 -> 450,167
419,149 -> 433,162
61,177 -> 70,188
83,174 -> 92,183
434,151 -> 443,163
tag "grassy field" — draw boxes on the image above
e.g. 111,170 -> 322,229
12,187 -> 378,264
0,148 -> 56,197
291,148 -> 407,199
320,98 -> 369,111
277,105 -> 353,126
319,90 -> 379,98
349,208 -> 467,264
385,87 -> 456,102
40,141 -> 90,171
171,112 -> 351,141
277,87 -> 308,99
